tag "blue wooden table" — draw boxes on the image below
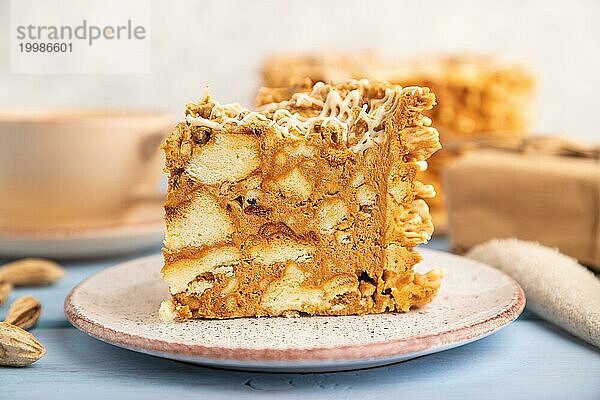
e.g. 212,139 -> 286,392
1,239 -> 599,399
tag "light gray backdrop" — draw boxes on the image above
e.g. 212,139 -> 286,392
1,0 -> 599,140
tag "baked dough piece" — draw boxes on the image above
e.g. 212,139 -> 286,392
259,54 -> 535,231
160,80 -> 442,320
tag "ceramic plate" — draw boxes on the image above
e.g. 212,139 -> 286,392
0,200 -> 164,259
65,249 -> 524,372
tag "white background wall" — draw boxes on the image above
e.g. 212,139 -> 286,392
1,0 -> 599,140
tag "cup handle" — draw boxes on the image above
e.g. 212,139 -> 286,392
129,130 -> 169,203
140,131 -> 167,162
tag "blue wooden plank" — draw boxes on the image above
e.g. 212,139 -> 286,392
0,238 -> 594,398
2,321 -> 598,399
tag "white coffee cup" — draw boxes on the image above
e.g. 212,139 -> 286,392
0,108 -> 175,228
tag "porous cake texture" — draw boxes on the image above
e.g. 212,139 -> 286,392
260,54 -> 535,229
160,80 -> 442,321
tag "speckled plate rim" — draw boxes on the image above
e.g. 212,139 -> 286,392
64,249 -> 525,368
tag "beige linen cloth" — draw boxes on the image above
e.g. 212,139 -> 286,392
468,238 -> 600,348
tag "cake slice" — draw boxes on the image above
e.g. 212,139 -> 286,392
260,53 -> 535,232
261,53 -> 534,138
159,79 -> 442,321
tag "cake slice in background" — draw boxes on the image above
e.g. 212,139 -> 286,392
160,80 -> 442,321
260,54 -> 536,231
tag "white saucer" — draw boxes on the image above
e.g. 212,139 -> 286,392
65,249 -> 525,372
0,201 -> 164,259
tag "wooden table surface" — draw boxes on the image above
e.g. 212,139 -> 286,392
1,239 -> 599,399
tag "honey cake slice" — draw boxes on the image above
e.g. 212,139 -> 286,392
259,54 -> 535,231
260,53 -> 534,138
160,79 -> 442,321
